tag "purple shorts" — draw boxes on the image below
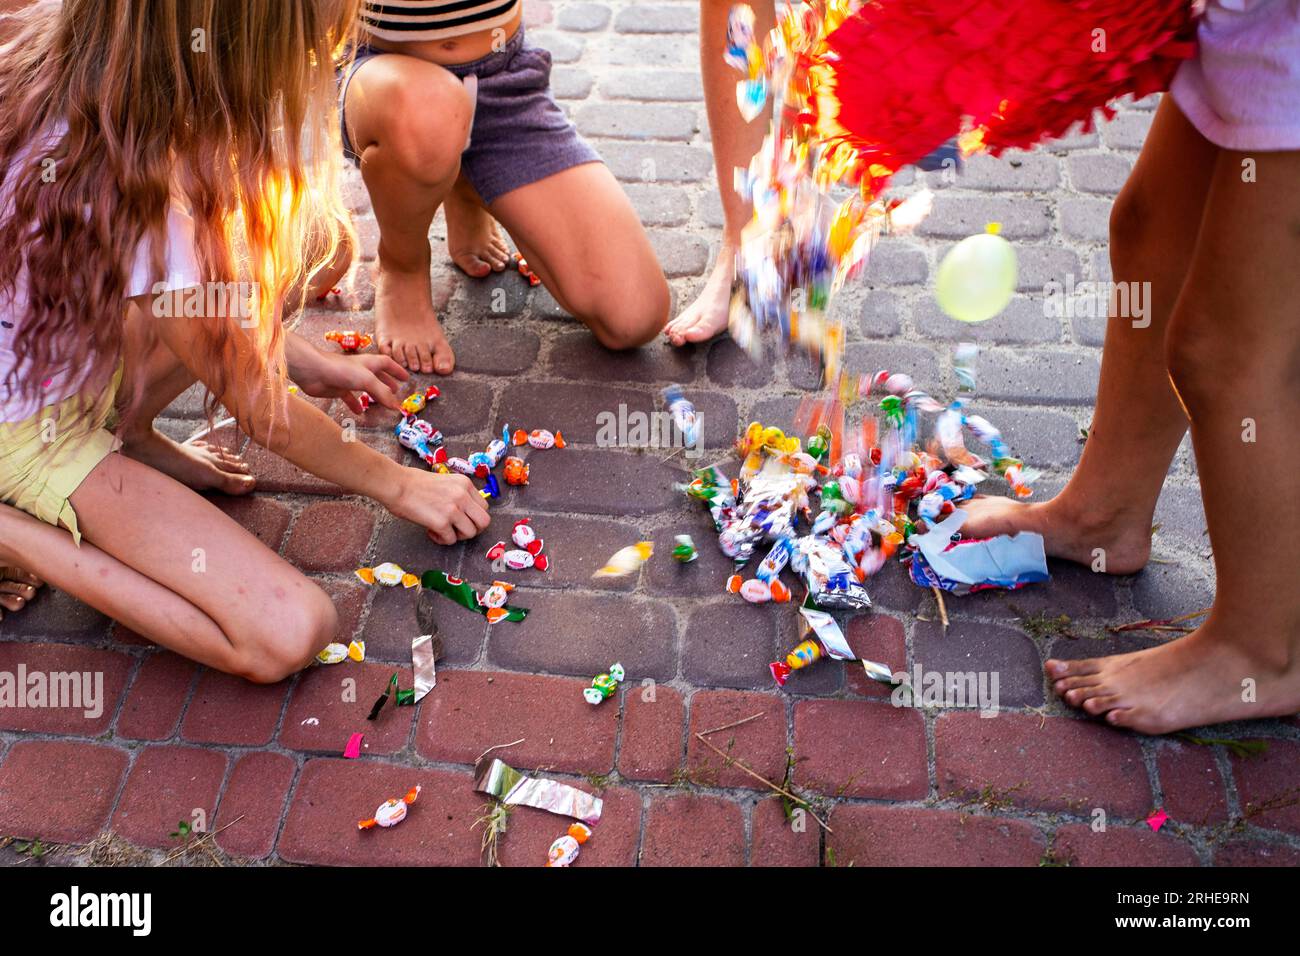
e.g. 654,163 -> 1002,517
339,26 -> 601,204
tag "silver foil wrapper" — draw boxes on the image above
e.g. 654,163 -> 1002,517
410,633 -> 438,704
473,758 -> 603,825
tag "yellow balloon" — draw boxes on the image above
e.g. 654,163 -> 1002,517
934,230 -> 1018,323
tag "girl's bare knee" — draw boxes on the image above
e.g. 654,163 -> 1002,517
232,587 -> 337,684
583,275 -> 670,351
363,66 -> 472,186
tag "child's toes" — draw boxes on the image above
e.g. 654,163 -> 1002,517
453,252 -> 492,278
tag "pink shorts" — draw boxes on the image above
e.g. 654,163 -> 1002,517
1170,0 -> 1300,150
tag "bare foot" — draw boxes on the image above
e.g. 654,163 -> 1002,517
374,263 -> 456,375
0,565 -> 42,622
1046,623 -> 1300,734
664,247 -> 735,346
957,494 -> 1152,575
444,190 -> 510,278
123,429 -> 256,495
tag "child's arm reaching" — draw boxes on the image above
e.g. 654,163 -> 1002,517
140,298 -> 490,544
283,330 -> 409,415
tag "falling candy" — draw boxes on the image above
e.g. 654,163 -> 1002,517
593,542 -> 653,578
356,562 -> 419,589
324,329 -> 373,353
358,785 -> 420,830
662,384 -> 700,448
935,224 -> 1017,324
672,534 -> 698,563
954,343 -> 979,391
546,822 -> 592,867
583,662 -> 625,705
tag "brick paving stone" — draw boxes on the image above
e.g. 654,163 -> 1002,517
641,793 -> 746,866
406,587 -> 488,665
949,151 -> 1061,191
448,326 -> 541,375
686,389 -> 741,451
1016,244 -> 1084,292
215,751 -> 296,860
0,740 -> 128,843
547,329 -> 697,384
487,590 -> 678,679
495,786 -> 642,866
111,745 -> 228,850
706,335 -> 769,386
598,141 -> 714,183
649,230 -> 711,277
1212,839 -> 1300,867
975,349 -> 1101,405
528,30 -> 584,62
1102,112 -> 1154,149
842,341 -> 942,389
0,642 -> 131,735
1060,197 -> 1114,241
549,65 -> 595,100
978,407 -> 1084,470
277,759 -> 482,866
912,619 -> 1045,709
913,295 -> 1060,345
614,3 -> 697,33
861,238 -> 929,286
826,805 -> 1046,866
213,496 -> 292,551
280,662 -> 415,756
477,510 -> 640,591
283,500 -> 376,573
1155,743 -> 1229,826
1129,562 -> 1215,621
1152,483 -> 1209,547
935,712 -> 1151,818
855,288 -> 906,338
421,375 -> 496,437
622,182 -> 693,226
842,614 -> 908,700
682,601 -> 781,689
686,690 -> 787,788
557,2 -> 610,31
417,669 -> 617,772
2,586 -> 110,641
750,795 -> 821,866
455,268 -> 532,318
1067,153 -> 1134,194
498,382 -> 653,446
601,69 -> 702,101
1229,739 -> 1300,835
517,448 -> 681,515
795,699 -> 928,799
116,652 -> 197,740
947,559 -> 1118,622
181,669 -> 288,746
243,442 -> 345,495
918,196 -> 1052,239
575,103 -> 697,141
645,524 -> 741,597
1053,823 -> 1199,867
618,683 -> 684,782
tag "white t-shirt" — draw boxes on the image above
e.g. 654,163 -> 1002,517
0,127 -> 202,423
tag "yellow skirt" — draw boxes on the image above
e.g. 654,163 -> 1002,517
0,365 -> 124,546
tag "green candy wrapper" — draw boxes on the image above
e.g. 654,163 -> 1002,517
421,570 -> 529,623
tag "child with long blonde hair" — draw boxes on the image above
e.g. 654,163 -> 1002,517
0,0 -> 489,681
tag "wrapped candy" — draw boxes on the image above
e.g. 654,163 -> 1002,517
324,329 -> 373,353
583,662 -> 625,705
356,562 -> 418,589
358,785 -> 420,830
503,456 -> 530,485
422,570 -> 529,624
400,385 -> 441,416
395,416 -> 445,466
512,428 -> 565,450
487,518 -> 549,571
672,534 -> 698,563
474,758 -> 602,825
513,251 -> 541,287
662,384 -> 700,448
593,542 -> 653,578
479,580 -> 525,624
727,574 -> 791,604
315,639 -> 366,665
546,822 -> 592,867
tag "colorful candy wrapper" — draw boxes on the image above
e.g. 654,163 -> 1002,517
513,251 -> 541,286
343,732 -> 364,759
358,785 -> 420,830
421,570 -> 529,623
316,639 -> 365,665
672,534 -> 698,563
356,562 -> 419,589
546,822 -> 592,867
908,510 -> 1049,595
583,662 -> 625,705
727,574 -> 791,603
954,343 -> 979,392
474,757 -> 602,825
503,456 -> 530,485
367,671 -> 417,720
512,428 -> 565,450
324,329 -> 373,353
482,473 -> 501,499
399,385 -> 441,416
410,633 -> 439,704
662,384 -> 700,448
593,541 -> 653,578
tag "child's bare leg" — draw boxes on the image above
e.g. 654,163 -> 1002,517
444,173 -> 510,278
489,163 -> 669,349
664,0 -> 776,346
1048,144 -> 1300,733
0,559 -> 41,621
346,54 -> 474,374
115,303 -> 255,494
960,100 -> 1218,573
0,467 -> 334,682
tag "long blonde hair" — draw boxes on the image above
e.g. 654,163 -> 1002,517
0,0 -> 359,427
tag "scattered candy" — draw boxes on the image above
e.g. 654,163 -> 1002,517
421,570 -> 530,624
513,250 -> 541,287
512,427 -> 565,450
400,385 -> 441,416
593,542 -> 653,578
358,785 -> 420,830
662,384 -> 700,448
486,518 -> 550,571
410,632 -> 440,704
395,415 -> 445,467
503,456 -> 530,485
474,757 -> 602,825
355,562 -> 419,589
324,329 -> 373,353
479,579 -> 525,624
727,574 -> 791,603
546,822 -> 593,867
583,662 -> 625,705
672,534 -> 698,563
316,639 -> 366,664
